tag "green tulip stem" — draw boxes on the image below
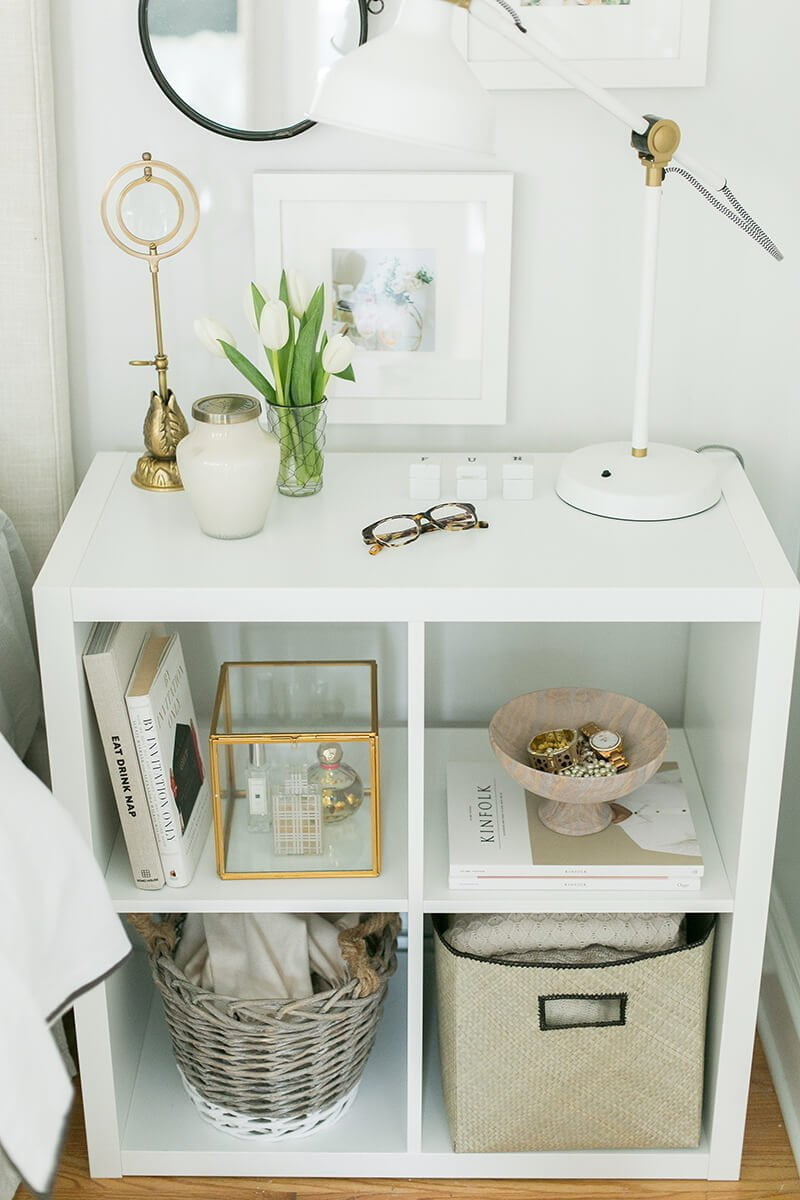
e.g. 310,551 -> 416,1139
269,349 -> 286,408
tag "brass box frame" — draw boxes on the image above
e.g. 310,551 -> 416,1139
209,659 -> 381,880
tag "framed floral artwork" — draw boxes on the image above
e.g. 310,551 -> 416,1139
452,0 -> 710,89
253,172 -> 513,425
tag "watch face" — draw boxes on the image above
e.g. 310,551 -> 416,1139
589,729 -> 621,752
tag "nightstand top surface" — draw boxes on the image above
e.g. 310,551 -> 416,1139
36,451 -> 798,623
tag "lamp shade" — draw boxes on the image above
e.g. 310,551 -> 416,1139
308,0 -> 494,155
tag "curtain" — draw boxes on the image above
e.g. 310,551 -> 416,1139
1,2 -> 74,1194
1,0 -> 74,575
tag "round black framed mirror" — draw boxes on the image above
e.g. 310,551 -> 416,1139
138,0 -> 370,141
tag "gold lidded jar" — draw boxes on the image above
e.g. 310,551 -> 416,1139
176,394 -> 280,539
308,742 -> 364,823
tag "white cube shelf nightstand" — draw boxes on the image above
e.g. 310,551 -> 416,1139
33,451 -> 799,1182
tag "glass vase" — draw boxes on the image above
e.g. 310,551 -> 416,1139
264,398 -> 327,497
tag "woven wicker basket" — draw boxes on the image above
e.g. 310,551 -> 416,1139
129,912 -> 400,1139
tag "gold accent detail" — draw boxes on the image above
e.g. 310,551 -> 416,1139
528,727 -> 579,774
582,725 -> 630,773
442,0 -> 471,6
100,154 -> 200,263
632,447 -> 648,458
100,153 -> 200,491
638,118 -> 681,188
530,729 -> 574,756
608,747 -> 629,772
131,453 -> 183,492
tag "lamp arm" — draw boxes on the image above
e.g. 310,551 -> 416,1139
462,0 -> 782,258
466,0 -> 650,141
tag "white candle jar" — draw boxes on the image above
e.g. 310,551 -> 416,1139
176,394 -> 280,539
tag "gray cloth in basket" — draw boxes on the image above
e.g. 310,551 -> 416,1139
174,912 -> 359,1000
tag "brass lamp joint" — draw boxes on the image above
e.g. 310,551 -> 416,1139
631,115 -> 681,188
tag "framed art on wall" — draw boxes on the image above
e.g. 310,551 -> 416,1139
253,172 -> 513,425
452,0 -> 710,90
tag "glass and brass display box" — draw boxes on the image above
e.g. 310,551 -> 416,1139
209,660 -> 381,879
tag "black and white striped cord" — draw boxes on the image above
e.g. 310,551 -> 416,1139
491,0 -> 528,33
665,165 -> 783,262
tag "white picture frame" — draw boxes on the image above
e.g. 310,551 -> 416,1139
253,172 -> 513,426
452,0 -> 710,90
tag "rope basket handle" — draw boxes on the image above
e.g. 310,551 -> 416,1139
127,911 -> 401,998
338,912 -> 402,998
126,912 -> 180,957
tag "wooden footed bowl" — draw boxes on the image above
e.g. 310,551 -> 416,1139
488,687 -> 669,836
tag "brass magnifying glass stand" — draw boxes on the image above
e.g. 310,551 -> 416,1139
101,153 -> 200,491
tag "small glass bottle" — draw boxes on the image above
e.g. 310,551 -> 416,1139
308,742 -> 364,823
246,743 -> 270,833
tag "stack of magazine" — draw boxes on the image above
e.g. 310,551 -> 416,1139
447,758 -> 704,892
83,622 -> 211,890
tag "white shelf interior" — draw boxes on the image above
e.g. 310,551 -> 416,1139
424,727 -> 732,913
120,951 -> 408,1173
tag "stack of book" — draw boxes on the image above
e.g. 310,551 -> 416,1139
83,623 -> 211,889
447,758 -> 704,892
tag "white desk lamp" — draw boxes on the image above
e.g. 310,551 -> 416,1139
309,0 -> 782,521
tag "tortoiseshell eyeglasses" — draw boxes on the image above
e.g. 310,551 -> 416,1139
362,502 -> 489,555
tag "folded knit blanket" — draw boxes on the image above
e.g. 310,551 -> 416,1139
444,911 -> 685,964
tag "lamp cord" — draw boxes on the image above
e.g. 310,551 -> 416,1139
492,0 -> 528,33
665,166 -> 783,261
696,444 -> 745,470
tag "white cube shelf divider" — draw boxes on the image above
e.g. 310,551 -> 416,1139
34,451 -> 799,1182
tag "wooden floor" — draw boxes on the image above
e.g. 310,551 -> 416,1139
17,1038 -> 799,1200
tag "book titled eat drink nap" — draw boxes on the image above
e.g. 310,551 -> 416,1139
126,633 -> 210,888
447,759 -> 704,891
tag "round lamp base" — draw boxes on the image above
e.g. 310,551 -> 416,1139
555,442 -> 721,521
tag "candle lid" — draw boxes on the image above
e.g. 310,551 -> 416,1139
192,394 -> 261,424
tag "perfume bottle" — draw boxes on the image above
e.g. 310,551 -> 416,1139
272,766 -> 323,856
246,743 -> 270,833
308,742 -> 364,823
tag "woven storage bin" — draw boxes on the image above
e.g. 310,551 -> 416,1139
129,912 -> 400,1139
433,913 -> 715,1153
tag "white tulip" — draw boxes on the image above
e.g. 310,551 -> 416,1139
244,282 -> 269,331
259,299 -> 290,351
194,316 -> 236,358
322,333 -> 354,375
286,269 -> 312,319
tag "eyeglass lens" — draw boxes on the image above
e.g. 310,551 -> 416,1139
371,516 -> 420,546
428,502 -> 477,529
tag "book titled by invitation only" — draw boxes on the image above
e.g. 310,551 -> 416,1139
447,759 -> 703,891
126,633 -> 210,887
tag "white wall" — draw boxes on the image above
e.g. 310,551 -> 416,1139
50,1 -> 800,558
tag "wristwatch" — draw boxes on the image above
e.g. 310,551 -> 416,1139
528,727 -> 579,774
580,722 -> 629,772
